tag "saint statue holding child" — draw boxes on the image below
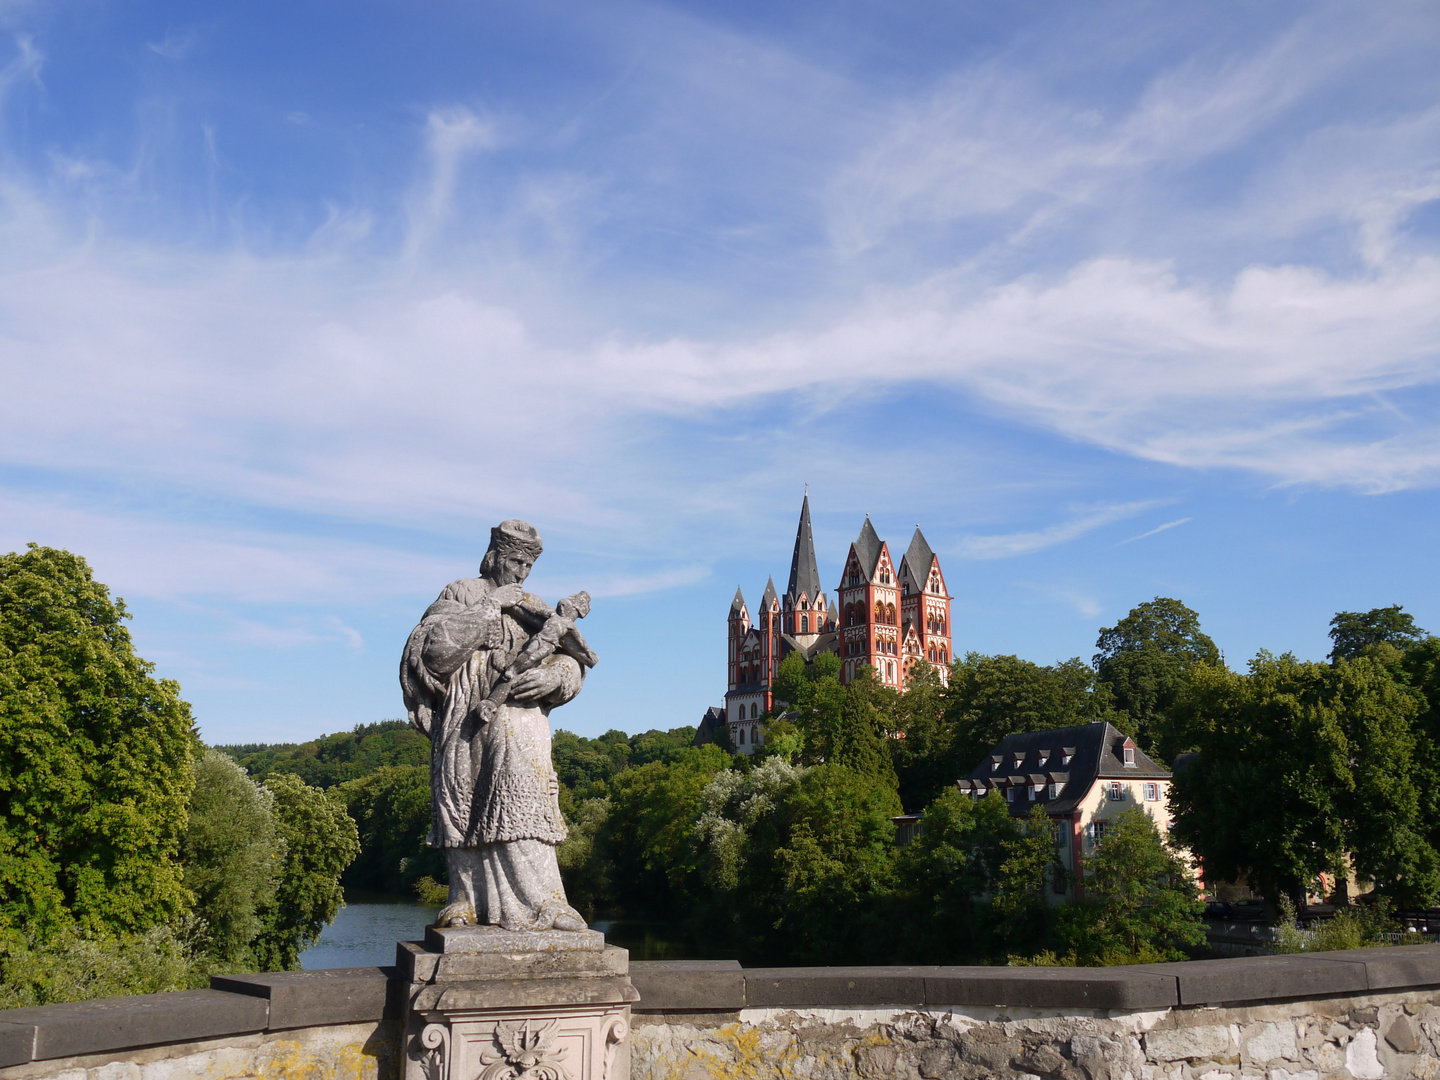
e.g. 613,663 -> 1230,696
400,520 -> 597,931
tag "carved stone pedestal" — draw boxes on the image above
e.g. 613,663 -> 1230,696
398,928 -> 637,1080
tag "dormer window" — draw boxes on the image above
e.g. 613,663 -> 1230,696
990,755 -> 1002,772
1062,746 -> 1075,766
1037,749 -> 1050,767
1048,782 -> 1059,798
1123,741 -> 1136,767
1012,754 -> 1025,769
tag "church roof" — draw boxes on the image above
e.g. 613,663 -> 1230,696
787,495 -> 823,601
853,516 -> 883,579
730,586 -> 746,613
760,576 -> 778,610
901,527 -> 936,583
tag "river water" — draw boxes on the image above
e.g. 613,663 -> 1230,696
298,895 -> 715,969
299,894 -> 439,970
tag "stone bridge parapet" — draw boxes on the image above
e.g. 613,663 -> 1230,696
4,946 -> 1440,1080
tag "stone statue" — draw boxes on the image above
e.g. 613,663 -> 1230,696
400,520 -> 598,932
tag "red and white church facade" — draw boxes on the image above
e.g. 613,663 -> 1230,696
721,497 -> 953,753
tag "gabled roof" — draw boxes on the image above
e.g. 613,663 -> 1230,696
760,576 -> 779,611
962,721 -> 1170,817
787,495 -> 823,602
852,516 -> 883,580
730,586 -> 746,614
901,527 -> 936,584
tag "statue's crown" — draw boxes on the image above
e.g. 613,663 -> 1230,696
489,519 -> 543,558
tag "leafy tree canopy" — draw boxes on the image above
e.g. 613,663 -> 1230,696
1093,597 -> 1219,757
945,653 -> 1116,777
1060,807 -> 1204,962
182,750 -> 280,971
0,545 -> 194,935
1168,651 -> 1439,911
250,773 -> 359,971
1329,605 -> 1428,662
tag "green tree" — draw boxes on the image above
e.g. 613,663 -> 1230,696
1329,606 -> 1428,662
1094,597 -> 1219,758
556,795 -> 612,922
334,764 -> 441,896
600,745 -> 730,919
887,661 -> 953,812
1169,652 -> 1439,911
945,654 -> 1115,776
182,750 -> 280,971
1061,808 -> 1204,962
0,545 -> 194,935
766,763 -> 902,963
251,773 -> 359,970
992,803 -> 1059,951
894,787 -> 1016,961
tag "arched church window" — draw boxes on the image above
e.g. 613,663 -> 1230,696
737,726 -> 745,745
800,615 -> 809,633
751,703 -> 758,718
874,601 -> 884,623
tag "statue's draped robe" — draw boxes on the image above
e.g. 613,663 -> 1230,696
400,576 -> 584,930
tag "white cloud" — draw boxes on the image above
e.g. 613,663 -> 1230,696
1118,517 -> 1194,545
146,29 -> 198,61
958,501 -> 1169,560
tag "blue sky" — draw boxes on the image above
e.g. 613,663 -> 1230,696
1,0 -> 1438,745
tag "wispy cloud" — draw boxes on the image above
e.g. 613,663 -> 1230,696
1118,517 -> 1194,545
957,501 -> 1169,560
146,28 -> 198,61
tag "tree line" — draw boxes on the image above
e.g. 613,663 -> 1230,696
7,543 -> 1438,994
0,547 -> 359,1006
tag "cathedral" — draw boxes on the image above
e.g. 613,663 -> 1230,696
721,496 -> 953,752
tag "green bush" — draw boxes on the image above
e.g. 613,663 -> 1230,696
0,923 -> 201,1008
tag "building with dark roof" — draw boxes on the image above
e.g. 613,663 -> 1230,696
723,497 -> 952,753
954,721 -> 1186,900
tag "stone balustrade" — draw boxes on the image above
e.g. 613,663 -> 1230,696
4,946 -> 1440,1080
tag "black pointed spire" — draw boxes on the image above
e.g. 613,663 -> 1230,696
730,586 -> 746,614
853,515 -> 883,579
786,495 -> 823,602
760,576 -> 778,610
901,527 -> 936,584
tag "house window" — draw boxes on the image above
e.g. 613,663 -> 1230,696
1028,785 -> 1038,801
1049,783 -> 1059,798
1092,820 -> 1108,844
1123,745 -> 1136,767
1005,786 -> 1014,803
1108,782 -> 1122,801
1144,783 -> 1159,802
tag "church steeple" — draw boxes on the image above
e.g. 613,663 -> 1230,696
786,494 -> 822,603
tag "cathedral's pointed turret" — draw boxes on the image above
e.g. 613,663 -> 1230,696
786,495 -> 822,603
730,586 -> 746,614
760,576 -> 778,611
900,527 -> 936,584
853,515 -> 883,580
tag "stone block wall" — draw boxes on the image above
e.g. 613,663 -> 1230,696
6,946 -> 1440,1080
